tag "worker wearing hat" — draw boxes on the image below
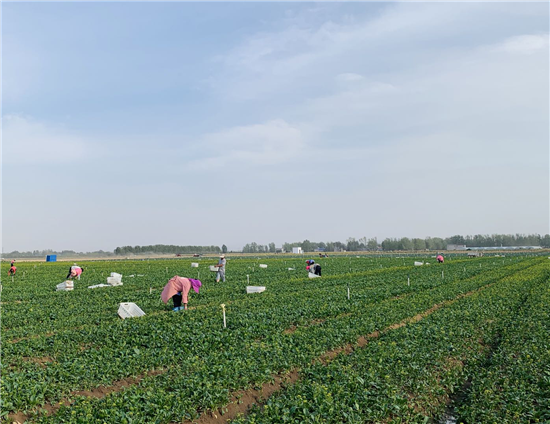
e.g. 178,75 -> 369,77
66,264 -> 83,280
161,276 -> 202,311
215,254 -> 226,283
306,259 -> 322,276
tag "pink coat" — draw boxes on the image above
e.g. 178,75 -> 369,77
71,266 -> 82,277
161,276 -> 191,304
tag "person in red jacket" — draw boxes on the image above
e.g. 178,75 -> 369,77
8,265 -> 16,276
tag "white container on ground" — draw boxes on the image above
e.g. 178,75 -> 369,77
191,263 -> 199,268
107,276 -> 123,286
259,264 -> 268,268
56,281 -> 74,291
308,272 -> 320,278
246,286 -> 266,294
110,272 -> 122,279
209,265 -> 218,272
118,302 -> 146,319
414,261 -> 424,266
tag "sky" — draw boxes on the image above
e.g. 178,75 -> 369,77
1,1 -> 549,253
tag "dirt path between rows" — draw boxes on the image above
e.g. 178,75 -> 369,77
8,281 -> 495,424
180,282 -> 496,424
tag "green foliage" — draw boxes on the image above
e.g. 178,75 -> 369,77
1,255 -> 548,423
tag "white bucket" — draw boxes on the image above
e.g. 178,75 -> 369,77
246,286 -> 266,294
118,302 -> 146,319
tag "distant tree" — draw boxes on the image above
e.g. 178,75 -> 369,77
367,238 -> 378,251
448,235 -> 466,245
346,237 -> 360,251
412,238 -> 426,251
301,240 -> 314,252
398,238 -> 413,251
222,244 -> 228,253
268,242 -> 276,253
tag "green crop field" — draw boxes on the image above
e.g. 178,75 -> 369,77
1,254 -> 549,423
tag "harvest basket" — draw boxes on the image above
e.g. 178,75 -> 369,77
56,281 -> 74,291
246,286 -> 266,294
118,302 -> 146,319
209,266 -> 218,272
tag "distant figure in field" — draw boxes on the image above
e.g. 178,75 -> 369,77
161,276 -> 202,311
306,259 -> 322,276
215,255 -> 226,283
437,255 -> 444,263
66,264 -> 83,280
11,260 -> 15,267
8,265 -> 17,276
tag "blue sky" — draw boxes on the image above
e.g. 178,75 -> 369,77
2,2 -> 549,252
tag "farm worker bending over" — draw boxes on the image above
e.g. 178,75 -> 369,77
161,276 -> 202,311
215,254 -> 226,283
8,265 -> 16,276
437,255 -> 444,263
66,265 -> 83,280
306,260 -> 322,276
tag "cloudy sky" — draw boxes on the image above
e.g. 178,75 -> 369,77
2,1 -> 549,253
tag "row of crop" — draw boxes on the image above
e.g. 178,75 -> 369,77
0,257 -> 510,340
230,260 -> 550,423
2,255 -> 522,361
456,269 -> 550,423
2,259 -> 539,421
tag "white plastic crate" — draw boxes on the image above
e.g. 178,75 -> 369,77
414,261 -> 424,266
191,263 -> 199,268
118,302 -> 146,319
56,281 -> 74,291
246,286 -> 266,294
259,264 -> 268,268
107,276 -> 123,286
88,284 -> 111,289
209,265 -> 218,272
308,272 -> 320,278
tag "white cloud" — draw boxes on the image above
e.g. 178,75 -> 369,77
2,115 -> 92,164
495,34 -> 549,54
336,73 -> 364,82
186,119 -> 307,171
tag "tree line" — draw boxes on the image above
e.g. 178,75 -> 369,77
113,244 -> 222,255
242,233 -> 550,253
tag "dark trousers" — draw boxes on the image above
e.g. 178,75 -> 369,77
172,293 -> 182,308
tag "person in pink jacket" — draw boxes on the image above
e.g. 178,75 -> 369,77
437,255 -> 444,263
161,276 -> 202,311
66,265 -> 83,280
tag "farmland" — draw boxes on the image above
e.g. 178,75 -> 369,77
1,254 -> 549,423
